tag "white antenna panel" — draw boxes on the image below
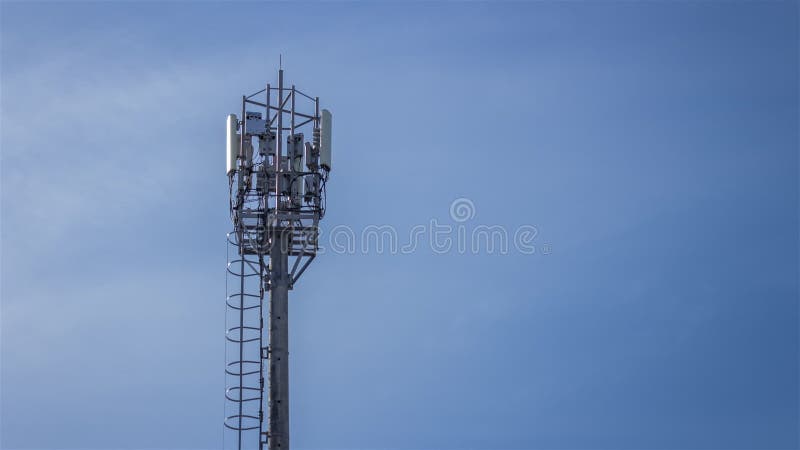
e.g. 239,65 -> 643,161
320,109 -> 332,171
226,114 -> 240,175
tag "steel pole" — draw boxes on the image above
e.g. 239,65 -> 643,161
268,229 -> 290,450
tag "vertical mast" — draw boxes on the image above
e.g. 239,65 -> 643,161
268,66 -> 290,450
268,229 -> 290,450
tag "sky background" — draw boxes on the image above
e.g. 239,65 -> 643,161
1,1 -> 798,450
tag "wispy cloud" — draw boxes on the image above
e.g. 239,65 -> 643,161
1,50 -> 237,250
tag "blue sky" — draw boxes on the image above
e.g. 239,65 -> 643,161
1,1 -> 797,450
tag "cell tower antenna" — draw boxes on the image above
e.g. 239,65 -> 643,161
224,66 -> 332,450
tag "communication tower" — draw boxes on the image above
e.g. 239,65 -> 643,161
224,67 -> 332,450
